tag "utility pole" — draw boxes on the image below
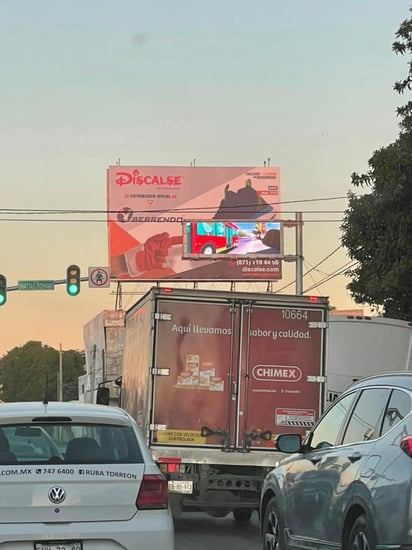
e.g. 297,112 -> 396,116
59,343 -> 63,402
283,212 -> 304,295
295,212 -> 303,295
90,344 -> 97,404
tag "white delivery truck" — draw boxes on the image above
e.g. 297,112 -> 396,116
326,315 -> 412,403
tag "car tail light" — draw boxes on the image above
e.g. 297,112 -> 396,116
400,436 -> 412,457
136,474 -> 168,509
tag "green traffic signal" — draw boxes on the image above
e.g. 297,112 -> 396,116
0,275 -> 6,306
66,265 -> 80,296
68,283 -> 79,296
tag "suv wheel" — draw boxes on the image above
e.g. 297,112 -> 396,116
262,497 -> 285,550
346,515 -> 376,550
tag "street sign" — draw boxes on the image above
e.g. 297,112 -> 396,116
88,267 -> 110,288
18,280 -> 55,291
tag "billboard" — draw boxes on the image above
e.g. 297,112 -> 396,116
107,165 -> 282,281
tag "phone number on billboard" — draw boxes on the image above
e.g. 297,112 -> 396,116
234,259 -> 279,266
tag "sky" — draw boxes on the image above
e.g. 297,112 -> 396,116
0,0 -> 409,357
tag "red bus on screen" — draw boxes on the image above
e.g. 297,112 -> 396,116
185,221 -> 239,255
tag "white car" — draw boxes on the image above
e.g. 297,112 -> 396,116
0,401 -> 174,550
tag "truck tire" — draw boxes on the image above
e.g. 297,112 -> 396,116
345,514 -> 376,550
232,508 -> 253,523
262,497 -> 285,550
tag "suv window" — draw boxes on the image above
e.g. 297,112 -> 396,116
381,389 -> 411,436
342,388 -> 390,444
310,392 -> 356,449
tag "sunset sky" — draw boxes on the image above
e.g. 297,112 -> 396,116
0,0 -> 408,356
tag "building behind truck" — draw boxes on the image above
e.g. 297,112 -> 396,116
80,309 -> 125,405
88,286 -> 329,521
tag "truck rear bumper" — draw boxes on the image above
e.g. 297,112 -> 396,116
152,445 -> 284,467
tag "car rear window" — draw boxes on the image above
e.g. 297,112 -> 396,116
0,423 -> 144,465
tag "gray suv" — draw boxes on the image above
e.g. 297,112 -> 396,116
260,372 -> 412,550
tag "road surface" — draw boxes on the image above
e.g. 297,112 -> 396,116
175,511 -> 261,550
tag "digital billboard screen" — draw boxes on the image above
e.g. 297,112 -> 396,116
182,220 -> 283,259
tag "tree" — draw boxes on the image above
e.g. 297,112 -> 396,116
0,341 -> 85,402
341,7 -> 412,320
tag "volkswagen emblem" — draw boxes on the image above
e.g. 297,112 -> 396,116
48,486 -> 66,504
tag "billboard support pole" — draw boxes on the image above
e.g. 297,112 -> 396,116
295,212 -> 304,295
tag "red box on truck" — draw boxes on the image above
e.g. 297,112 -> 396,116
114,287 -> 329,521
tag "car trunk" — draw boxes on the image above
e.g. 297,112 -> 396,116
0,464 -> 145,523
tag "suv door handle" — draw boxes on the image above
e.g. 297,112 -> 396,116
347,452 -> 362,462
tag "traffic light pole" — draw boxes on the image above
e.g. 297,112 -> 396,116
5,277 -> 90,292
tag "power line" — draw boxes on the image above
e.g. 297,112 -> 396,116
0,194 -> 354,223
303,260 -> 323,296
0,209 -> 347,215
303,260 -> 330,277
0,195 -> 351,215
278,259 -> 356,296
276,245 -> 343,292
303,261 -> 357,293
0,217 -> 345,223
302,246 -> 343,276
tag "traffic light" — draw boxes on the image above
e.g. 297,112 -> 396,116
66,265 -> 81,296
0,275 -> 6,306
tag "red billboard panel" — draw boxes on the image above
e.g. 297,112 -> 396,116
107,165 -> 282,281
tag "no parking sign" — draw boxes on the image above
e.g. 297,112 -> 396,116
88,267 -> 111,288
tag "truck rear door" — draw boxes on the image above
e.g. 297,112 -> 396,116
150,295 -> 326,451
151,298 -> 239,448
236,301 -> 327,450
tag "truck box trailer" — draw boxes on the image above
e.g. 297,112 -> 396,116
111,286 -> 329,520
326,315 -> 412,404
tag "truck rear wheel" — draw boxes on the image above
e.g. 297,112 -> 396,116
233,508 -> 253,523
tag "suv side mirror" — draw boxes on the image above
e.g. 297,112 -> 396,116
275,433 -> 302,453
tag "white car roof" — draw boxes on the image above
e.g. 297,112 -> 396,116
0,401 -> 133,425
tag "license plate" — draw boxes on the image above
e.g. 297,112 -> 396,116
168,480 -> 193,494
34,542 -> 82,550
